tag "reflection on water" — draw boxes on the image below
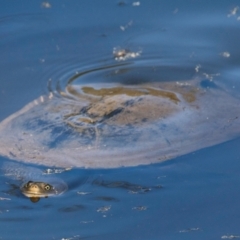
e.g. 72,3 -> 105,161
0,0 -> 240,239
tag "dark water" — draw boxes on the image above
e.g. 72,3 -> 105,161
0,1 -> 240,239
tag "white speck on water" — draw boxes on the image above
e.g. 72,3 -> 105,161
179,227 -> 201,233
132,2 -> 140,6
61,235 -> 81,240
227,6 -> 239,17
97,205 -> 111,213
77,192 -> 91,195
220,51 -> 230,58
49,92 -> 53,99
195,64 -> 201,72
41,2 -> 51,8
43,168 -> 71,174
120,20 -> 133,31
221,235 -> 240,239
203,72 -> 220,81
113,47 -> 141,61
128,190 -> 138,194
132,206 -> 148,211
176,81 -> 191,86
0,197 -> 11,201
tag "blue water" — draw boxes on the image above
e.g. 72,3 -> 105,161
0,1 -> 240,239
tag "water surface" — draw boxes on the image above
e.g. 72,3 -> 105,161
0,1 -> 240,239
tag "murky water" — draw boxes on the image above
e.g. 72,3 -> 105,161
1,1 -> 240,239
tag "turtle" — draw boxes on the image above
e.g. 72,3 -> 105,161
0,73 -> 239,169
2,162 -> 68,202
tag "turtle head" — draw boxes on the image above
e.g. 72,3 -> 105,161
21,181 -> 56,198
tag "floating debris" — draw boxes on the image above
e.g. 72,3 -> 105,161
128,190 -> 138,194
0,197 -> 11,201
120,20 -> 133,31
227,6 -> 239,17
132,2 -> 140,6
43,168 -> 71,175
61,235 -> 81,240
195,64 -> 201,73
113,47 -> 141,61
220,52 -> 231,58
77,191 -> 91,195
176,81 -> 192,86
96,205 -> 111,213
202,72 -> 220,81
41,2 -> 51,8
132,206 -> 147,211
179,227 -> 201,233
221,235 -> 240,239
128,187 -> 151,194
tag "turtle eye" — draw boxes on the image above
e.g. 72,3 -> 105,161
44,184 -> 51,191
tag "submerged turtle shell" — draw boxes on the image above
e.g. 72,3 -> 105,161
0,75 -> 239,168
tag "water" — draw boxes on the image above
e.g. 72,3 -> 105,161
0,1 -> 240,239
